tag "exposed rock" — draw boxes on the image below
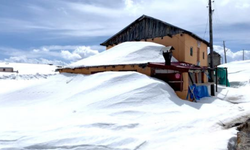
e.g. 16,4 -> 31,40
228,137 -> 237,150
237,118 -> 250,132
236,118 -> 250,150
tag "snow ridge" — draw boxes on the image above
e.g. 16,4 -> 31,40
0,73 -> 57,80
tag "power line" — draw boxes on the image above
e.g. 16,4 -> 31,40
203,15 -> 209,40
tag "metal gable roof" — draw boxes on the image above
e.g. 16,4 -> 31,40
100,15 -> 209,46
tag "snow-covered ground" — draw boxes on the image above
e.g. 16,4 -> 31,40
0,62 -> 58,74
220,60 -> 250,86
1,55 -> 250,149
0,63 -> 58,95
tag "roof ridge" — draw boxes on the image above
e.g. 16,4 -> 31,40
100,15 -> 209,46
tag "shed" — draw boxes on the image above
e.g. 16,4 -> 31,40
208,51 -> 221,68
0,67 -> 14,72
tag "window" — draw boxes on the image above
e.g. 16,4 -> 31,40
197,41 -> 201,48
203,52 -> 205,59
190,47 -> 193,56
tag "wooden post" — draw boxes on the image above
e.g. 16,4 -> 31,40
209,0 -> 215,96
226,68 -> 228,87
216,67 -> 218,92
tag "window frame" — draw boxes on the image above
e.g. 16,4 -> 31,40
190,47 -> 193,56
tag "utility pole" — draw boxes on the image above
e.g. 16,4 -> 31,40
209,0 -> 215,96
243,49 -> 245,60
223,41 -> 227,63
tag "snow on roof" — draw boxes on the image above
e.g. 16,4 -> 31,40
67,41 -> 177,68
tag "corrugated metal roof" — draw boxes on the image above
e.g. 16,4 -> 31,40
100,15 -> 209,46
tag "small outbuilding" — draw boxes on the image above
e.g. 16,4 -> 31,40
0,67 -> 14,72
208,51 -> 221,68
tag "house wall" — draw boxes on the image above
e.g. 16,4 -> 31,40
144,34 -> 185,63
176,71 -> 210,101
183,34 -> 208,67
106,34 -> 208,67
107,45 -> 114,49
59,65 -> 152,76
176,72 -> 189,100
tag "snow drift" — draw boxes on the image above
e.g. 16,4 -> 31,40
0,71 -> 247,150
1,47 -> 250,149
68,42 -> 177,68
220,60 -> 250,83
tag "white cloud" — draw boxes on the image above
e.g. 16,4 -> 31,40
1,45 -> 102,65
2,56 -> 67,66
124,0 -> 134,8
1,0 -> 249,47
61,46 -> 99,61
214,45 -> 250,63
33,49 -> 39,52
67,2 -> 123,18
61,50 -> 81,61
32,45 -> 105,52
123,0 -> 142,15
0,0 -> 249,59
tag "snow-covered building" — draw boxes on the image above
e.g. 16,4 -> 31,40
59,15 -> 211,100
101,15 -> 209,67
0,67 -> 14,72
59,42 -> 210,100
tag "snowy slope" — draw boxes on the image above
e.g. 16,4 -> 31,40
68,42 -> 177,68
1,58 -> 250,149
0,62 -> 58,94
219,60 -> 250,83
0,71 -> 249,150
0,62 -> 57,80
216,60 -> 250,103
0,62 -> 57,74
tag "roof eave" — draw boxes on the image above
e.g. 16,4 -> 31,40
100,15 -> 209,46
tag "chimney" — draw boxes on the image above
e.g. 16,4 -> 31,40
162,46 -> 174,65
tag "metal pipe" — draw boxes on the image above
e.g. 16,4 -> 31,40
216,67 -> 218,92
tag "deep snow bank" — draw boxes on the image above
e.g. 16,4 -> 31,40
68,42 -> 177,68
0,71 -> 243,150
0,72 -> 188,150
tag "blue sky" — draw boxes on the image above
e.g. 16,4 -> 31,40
0,0 -> 249,65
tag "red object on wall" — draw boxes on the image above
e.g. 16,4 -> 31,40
175,73 -> 181,79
